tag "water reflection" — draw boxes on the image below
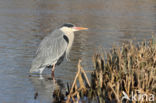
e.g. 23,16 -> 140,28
29,75 -> 65,103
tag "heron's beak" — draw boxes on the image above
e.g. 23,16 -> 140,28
72,27 -> 88,31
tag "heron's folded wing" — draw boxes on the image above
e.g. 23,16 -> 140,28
35,30 -> 68,66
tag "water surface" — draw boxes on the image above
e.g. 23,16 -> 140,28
0,0 -> 156,103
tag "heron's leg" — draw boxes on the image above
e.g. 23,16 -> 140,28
39,68 -> 45,79
39,67 -> 45,74
51,64 -> 55,78
39,75 -> 44,80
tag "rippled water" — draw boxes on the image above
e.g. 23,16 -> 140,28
0,0 -> 155,103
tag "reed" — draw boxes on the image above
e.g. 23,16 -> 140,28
53,39 -> 156,103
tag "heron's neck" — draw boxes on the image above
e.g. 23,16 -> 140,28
60,28 -> 75,43
60,28 -> 74,58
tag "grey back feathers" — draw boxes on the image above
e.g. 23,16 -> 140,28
30,29 -> 68,73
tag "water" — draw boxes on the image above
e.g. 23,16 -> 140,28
0,0 -> 155,103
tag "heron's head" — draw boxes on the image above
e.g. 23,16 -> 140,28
60,23 -> 88,33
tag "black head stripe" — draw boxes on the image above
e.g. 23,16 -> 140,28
61,23 -> 74,28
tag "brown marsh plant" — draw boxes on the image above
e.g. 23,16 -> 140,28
90,40 -> 156,103
54,40 -> 156,103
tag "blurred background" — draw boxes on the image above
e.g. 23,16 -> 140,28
0,0 -> 155,103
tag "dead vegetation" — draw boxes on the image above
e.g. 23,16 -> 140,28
53,40 -> 156,103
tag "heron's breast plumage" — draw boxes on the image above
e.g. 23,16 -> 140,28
64,32 -> 74,60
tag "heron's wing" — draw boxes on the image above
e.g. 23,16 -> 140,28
35,29 -> 68,67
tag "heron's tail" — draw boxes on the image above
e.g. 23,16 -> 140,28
29,65 -> 39,73
29,58 -> 45,74
29,65 -> 45,74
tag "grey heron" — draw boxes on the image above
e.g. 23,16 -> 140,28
30,23 -> 88,77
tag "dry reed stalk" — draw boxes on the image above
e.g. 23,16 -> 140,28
66,60 -> 81,103
66,59 -> 90,103
81,67 -> 91,87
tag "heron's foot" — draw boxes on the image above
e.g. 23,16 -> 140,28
51,70 -> 55,79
